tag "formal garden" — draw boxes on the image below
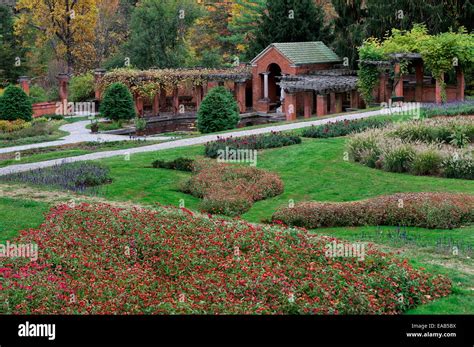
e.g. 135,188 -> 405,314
0,0 -> 473,320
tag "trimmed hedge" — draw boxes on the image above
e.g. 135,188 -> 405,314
0,85 -> 33,121
152,157 -> 194,172
197,86 -> 239,133
301,118 -> 391,138
272,193 -> 474,229
205,132 -> 301,158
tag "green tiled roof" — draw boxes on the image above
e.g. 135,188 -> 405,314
252,41 -> 341,65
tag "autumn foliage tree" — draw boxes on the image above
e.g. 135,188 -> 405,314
15,0 -> 97,74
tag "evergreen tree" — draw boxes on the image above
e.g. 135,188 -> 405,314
99,83 -> 136,122
331,0 -> 367,69
0,85 -> 33,122
197,86 -> 239,134
249,0 -> 333,58
0,5 -> 27,87
124,0 -> 200,69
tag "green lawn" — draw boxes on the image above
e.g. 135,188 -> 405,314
0,197 -> 50,242
1,131 -> 473,315
89,137 -> 473,223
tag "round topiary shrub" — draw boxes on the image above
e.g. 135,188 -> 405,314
196,86 -> 239,133
0,85 -> 33,121
99,82 -> 136,122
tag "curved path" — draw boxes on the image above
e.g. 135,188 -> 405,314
0,108 -> 401,176
0,120 -> 165,155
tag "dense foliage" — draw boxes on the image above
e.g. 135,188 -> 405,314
346,117 -> 474,179
152,157 -> 194,172
0,85 -> 33,121
273,193 -> 474,229
181,159 -> 283,216
205,132 -> 301,158
196,86 -> 239,134
0,162 -> 112,193
1,202 -> 451,314
301,118 -> 390,138
69,73 -> 95,102
99,82 -> 136,122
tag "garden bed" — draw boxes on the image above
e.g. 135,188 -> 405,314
1,202 -> 451,314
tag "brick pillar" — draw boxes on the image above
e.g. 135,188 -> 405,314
18,76 -> 30,95
335,93 -> 343,113
329,92 -> 336,114
303,91 -> 313,118
350,90 -> 359,108
285,92 -> 297,121
379,72 -> 387,102
316,94 -> 327,116
193,85 -> 203,110
415,62 -> 423,102
235,82 -> 246,113
172,87 -> 179,115
435,74 -> 444,104
152,92 -> 160,115
57,73 -> 69,104
135,95 -> 144,117
394,63 -> 403,98
456,67 -> 465,101
94,68 -> 106,100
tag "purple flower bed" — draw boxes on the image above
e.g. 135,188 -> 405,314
0,162 -> 112,193
421,100 -> 474,118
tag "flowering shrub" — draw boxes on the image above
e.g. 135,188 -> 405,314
272,193 -> 474,229
0,162 -> 112,193
181,159 -> 283,216
301,118 -> 390,138
1,203 -> 451,314
205,132 -> 301,158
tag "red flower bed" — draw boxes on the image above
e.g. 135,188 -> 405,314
181,159 -> 284,216
1,203 -> 450,314
272,193 -> 474,229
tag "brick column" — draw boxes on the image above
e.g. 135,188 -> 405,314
135,94 -> 144,117
193,85 -> 203,110
235,82 -> 246,113
415,62 -> 423,102
335,93 -> 343,113
94,68 -> 106,100
172,87 -> 179,115
284,92 -> 297,121
152,92 -> 160,115
303,91 -> 313,118
18,76 -> 30,95
379,72 -> 387,102
57,73 -> 69,105
316,94 -> 327,116
456,67 -> 465,101
394,63 -> 404,98
350,90 -> 359,108
435,74 -> 444,104
329,92 -> 336,114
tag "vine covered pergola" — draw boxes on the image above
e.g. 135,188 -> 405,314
95,66 -> 252,116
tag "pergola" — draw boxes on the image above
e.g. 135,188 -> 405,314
278,69 -> 361,119
94,67 -> 252,116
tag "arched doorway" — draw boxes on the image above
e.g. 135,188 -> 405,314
267,63 -> 282,111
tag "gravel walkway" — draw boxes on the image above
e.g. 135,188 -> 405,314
0,120 -> 165,155
0,108 -> 398,176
